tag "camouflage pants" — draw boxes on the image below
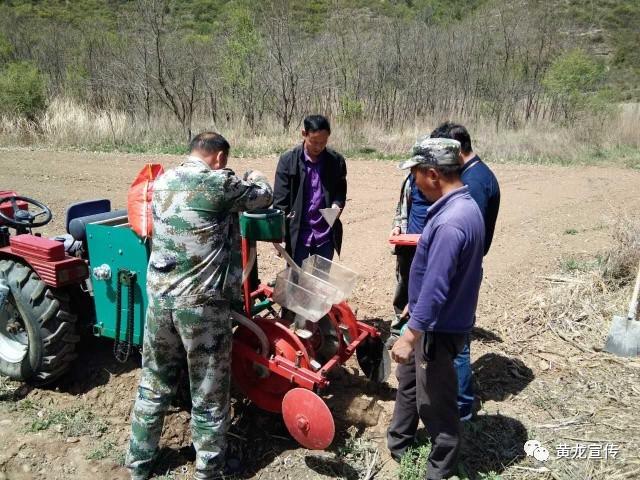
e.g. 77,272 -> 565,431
126,299 -> 232,478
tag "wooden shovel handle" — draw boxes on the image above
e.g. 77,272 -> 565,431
627,258 -> 640,320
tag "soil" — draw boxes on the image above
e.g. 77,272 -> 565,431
0,149 -> 639,480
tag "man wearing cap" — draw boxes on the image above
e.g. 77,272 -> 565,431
387,137 -> 485,480
126,132 -> 273,480
429,121 -> 501,423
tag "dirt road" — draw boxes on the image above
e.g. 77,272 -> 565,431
1,149 -> 639,480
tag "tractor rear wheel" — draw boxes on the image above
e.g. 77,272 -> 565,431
0,260 -> 79,384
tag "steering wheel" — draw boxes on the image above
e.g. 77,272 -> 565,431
0,195 -> 53,230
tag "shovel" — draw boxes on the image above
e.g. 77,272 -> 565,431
604,258 -> 640,357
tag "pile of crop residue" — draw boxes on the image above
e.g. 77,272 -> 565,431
504,218 -> 640,480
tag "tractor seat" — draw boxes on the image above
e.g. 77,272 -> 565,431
69,209 -> 128,242
66,199 -> 112,234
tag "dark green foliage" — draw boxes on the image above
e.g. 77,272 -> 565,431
0,0 -> 636,133
564,0 -> 640,100
0,61 -> 46,121
543,49 -> 605,97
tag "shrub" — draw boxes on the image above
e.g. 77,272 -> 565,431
543,49 -> 606,120
0,61 -> 46,122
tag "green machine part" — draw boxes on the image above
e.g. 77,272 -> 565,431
84,209 -> 285,349
86,223 -> 150,347
239,209 -> 285,242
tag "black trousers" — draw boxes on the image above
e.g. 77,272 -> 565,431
393,246 -> 416,318
387,332 -> 466,480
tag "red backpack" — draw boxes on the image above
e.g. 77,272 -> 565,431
127,163 -> 164,239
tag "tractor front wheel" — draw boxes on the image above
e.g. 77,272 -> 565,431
0,260 -> 79,384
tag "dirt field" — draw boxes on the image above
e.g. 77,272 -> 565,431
1,149 -> 639,480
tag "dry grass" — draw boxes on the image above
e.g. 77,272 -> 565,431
0,98 -> 639,167
528,216 -> 640,352
500,217 -> 640,480
0,374 -> 23,402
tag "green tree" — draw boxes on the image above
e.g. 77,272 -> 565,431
0,61 -> 46,121
221,4 -> 265,129
543,49 -> 606,119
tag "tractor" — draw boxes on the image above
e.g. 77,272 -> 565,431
0,190 -> 389,449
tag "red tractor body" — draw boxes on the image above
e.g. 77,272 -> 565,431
0,235 -> 88,288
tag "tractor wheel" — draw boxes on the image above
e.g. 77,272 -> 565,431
0,260 -> 79,384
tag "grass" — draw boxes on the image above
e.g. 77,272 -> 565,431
477,473 -> 502,480
1,97 -> 639,168
487,144 -> 640,169
92,142 -> 188,156
399,441 -> 504,480
517,217 -> 640,479
28,406 -> 108,438
303,428 -> 381,478
559,255 -> 604,274
399,443 -> 431,480
317,431 -> 380,478
86,439 -> 119,460
560,257 -> 589,273
0,375 -> 21,402
344,147 -> 405,161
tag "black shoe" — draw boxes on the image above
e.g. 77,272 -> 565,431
389,449 -> 404,463
224,456 -> 242,475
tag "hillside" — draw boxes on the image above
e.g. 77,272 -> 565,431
0,0 -> 637,156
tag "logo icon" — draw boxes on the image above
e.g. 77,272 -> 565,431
524,439 -> 549,462
524,440 -> 541,456
533,446 -> 550,462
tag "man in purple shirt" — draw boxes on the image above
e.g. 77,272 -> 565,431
299,148 -> 332,260
274,115 -> 347,265
387,137 -> 485,480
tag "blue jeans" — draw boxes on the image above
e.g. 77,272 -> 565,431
293,239 -> 334,267
453,335 -> 474,418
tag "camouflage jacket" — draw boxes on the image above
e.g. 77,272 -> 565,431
147,156 -> 273,307
392,173 -> 412,233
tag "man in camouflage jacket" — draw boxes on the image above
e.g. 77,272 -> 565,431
126,132 -> 273,480
388,170 -> 432,346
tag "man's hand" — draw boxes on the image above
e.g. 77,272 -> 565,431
330,203 -> 343,220
391,327 -> 421,364
390,226 -> 401,237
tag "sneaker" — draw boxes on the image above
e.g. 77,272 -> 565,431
127,465 -> 151,480
193,456 -> 242,479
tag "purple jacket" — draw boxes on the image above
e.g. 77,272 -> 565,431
407,186 -> 485,334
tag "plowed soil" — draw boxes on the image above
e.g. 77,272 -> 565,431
0,149 -> 639,480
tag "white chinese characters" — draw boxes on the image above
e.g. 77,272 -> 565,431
555,443 -> 620,460
524,439 -> 620,462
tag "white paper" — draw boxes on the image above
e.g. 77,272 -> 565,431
320,207 -> 340,228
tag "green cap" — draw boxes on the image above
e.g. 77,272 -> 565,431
398,137 -> 461,170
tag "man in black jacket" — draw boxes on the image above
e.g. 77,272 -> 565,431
273,115 -> 347,265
